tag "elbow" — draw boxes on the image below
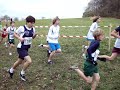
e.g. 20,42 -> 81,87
14,33 -> 16,37
111,32 -> 114,36
14,33 -> 17,38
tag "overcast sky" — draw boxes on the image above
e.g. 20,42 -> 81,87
0,0 -> 90,19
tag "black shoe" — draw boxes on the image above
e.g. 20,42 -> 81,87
47,50 -> 51,57
20,73 -> 26,81
8,70 -> 14,78
97,57 -> 106,62
48,61 -> 54,64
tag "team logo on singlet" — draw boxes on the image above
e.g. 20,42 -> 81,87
24,31 -> 30,36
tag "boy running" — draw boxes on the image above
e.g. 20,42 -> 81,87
71,29 -> 106,90
98,26 -> 120,60
0,24 -> 8,47
8,16 -> 37,81
7,19 -> 16,55
83,16 -> 101,58
47,17 -> 61,64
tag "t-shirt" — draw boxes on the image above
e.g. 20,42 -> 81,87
15,25 -> 35,49
7,26 -> 16,39
114,26 -> 120,48
87,22 -> 98,39
87,40 -> 100,62
47,25 -> 60,43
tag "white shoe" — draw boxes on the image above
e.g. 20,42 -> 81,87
9,52 -> 12,56
38,44 -> 43,48
20,73 -> 26,81
82,53 -> 86,59
82,45 -> 85,52
70,65 -> 78,70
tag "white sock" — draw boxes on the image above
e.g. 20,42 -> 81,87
48,60 -> 51,62
85,46 -> 88,49
49,50 -> 51,53
10,68 -> 14,73
5,42 -> 7,45
21,70 -> 25,75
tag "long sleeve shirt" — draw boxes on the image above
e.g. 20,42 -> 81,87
87,40 -> 100,63
47,25 -> 60,43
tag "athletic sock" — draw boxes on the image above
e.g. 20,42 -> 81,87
10,68 -> 14,73
48,50 -> 51,53
21,70 -> 25,75
48,60 -> 51,62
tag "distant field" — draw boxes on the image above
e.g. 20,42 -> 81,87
0,18 -> 120,90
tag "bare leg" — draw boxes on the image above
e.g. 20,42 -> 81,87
91,73 -> 100,90
98,53 -> 118,61
12,58 -> 23,69
54,49 -> 62,56
9,44 -> 14,55
75,69 -> 92,83
43,45 -> 49,49
48,51 -> 56,61
0,38 -> 3,44
55,49 -> 61,53
22,56 -> 32,71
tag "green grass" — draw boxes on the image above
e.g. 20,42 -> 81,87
0,17 -> 120,90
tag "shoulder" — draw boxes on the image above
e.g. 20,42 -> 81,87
57,25 -> 60,29
50,25 -> 54,28
91,40 -> 100,46
49,25 -> 54,29
14,27 -> 17,30
16,26 -> 24,32
90,22 -> 97,28
7,27 -> 10,30
93,22 -> 98,26
32,27 -> 35,32
18,26 -> 24,29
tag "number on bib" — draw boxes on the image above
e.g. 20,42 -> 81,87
24,37 -> 32,45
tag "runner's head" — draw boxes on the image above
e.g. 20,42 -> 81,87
91,16 -> 101,23
10,19 -> 15,27
93,29 -> 104,41
52,16 -> 60,25
26,15 -> 35,28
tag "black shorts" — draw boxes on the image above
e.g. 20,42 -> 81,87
112,47 -> 120,54
17,48 -> 29,60
8,39 -> 15,44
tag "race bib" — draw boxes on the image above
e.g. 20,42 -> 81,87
9,35 -> 14,39
24,37 -> 32,45
92,50 -> 100,61
115,38 -> 120,48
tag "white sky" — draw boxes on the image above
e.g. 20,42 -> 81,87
0,0 -> 90,19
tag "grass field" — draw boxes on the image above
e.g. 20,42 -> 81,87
0,17 -> 120,90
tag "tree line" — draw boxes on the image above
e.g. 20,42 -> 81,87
83,0 -> 120,18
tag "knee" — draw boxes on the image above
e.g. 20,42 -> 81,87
56,49 -> 62,53
108,57 -> 114,61
52,51 -> 56,54
95,76 -> 100,82
27,59 -> 32,64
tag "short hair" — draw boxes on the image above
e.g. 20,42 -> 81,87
10,18 -> 15,25
93,29 -> 103,40
26,15 -> 35,23
52,16 -> 60,25
93,16 -> 100,23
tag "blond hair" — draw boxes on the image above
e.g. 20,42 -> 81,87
93,29 -> 103,40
